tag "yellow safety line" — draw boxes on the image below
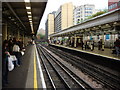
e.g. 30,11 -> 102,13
34,50 -> 38,89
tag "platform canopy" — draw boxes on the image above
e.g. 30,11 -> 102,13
2,1 -> 47,36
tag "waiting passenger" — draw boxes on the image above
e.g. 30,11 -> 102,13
81,40 -> 84,50
12,38 -> 17,45
18,39 -> 23,51
90,38 -> 94,51
12,42 -> 21,66
85,40 -> 90,50
114,38 -> 120,56
84,40 -> 88,50
98,39 -> 102,50
2,40 -> 10,87
8,39 -> 13,54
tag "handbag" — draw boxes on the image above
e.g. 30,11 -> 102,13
10,55 -> 17,61
8,56 -> 14,71
21,51 -> 25,56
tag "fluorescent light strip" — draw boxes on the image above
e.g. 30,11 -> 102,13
24,1 -> 34,33
24,0 -> 30,2
26,7 -> 31,9
27,12 -> 31,14
28,15 -> 32,18
29,18 -> 32,20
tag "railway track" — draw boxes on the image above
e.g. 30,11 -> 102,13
42,44 -> 120,89
37,45 -> 94,89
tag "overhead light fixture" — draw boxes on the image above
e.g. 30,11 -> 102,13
24,0 -> 30,2
29,18 -> 32,20
26,6 -> 31,9
27,12 -> 31,14
29,21 -> 32,23
24,0 -> 33,33
28,15 -> 32,18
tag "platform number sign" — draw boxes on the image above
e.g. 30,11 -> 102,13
106,34 -> 110,40
90,36 -> 92,40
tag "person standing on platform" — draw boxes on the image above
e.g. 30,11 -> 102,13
2,40 -> 10,87
84,40 -> 88,50
13,41 -> 21,66
91,38 -> 94,51
114,38 -> 120,56
98,39 -> 102,50
81,40 -> 84,50
8,39 -> 13,54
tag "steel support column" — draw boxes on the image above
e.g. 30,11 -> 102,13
74,34 -> 77,48
2,22 -> 7,41
102,32 -> 105,51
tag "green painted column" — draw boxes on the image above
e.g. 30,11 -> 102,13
22,34 -> 25,47
17,30 -> 20,40
102,32 -> 105,51
2,22 -> 7,41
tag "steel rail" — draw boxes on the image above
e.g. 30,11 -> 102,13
40,45 -> 94,90
38,48 -> 56,89
44,45 -> 120,89
42,47 -> 93,90
6,2 -> 26,30
37,47 -> 70,89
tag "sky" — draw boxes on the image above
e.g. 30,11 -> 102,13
38,0 -> 108,32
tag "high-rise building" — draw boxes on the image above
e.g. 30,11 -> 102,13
54,2 -> 73,32
45,13 -> 55,39
108,0 -> 120,11
73,4 -> 95,25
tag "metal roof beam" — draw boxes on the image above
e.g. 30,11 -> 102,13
6,2 -> 26,30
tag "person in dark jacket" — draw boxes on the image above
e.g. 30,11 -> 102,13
114,38 -> 120,56
81,40 -> 84,50
2,40 -> 10,87
98,39 -> 102,50
8,39 -> 13,54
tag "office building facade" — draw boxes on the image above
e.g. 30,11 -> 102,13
55,2 -> 73,32
73,4 -> 95,25
45,13 -> 55,39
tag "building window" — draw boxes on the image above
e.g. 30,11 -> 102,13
77,12 -> 80,14
85,8 -> 92,10
85,11 -> 92,13
109,3 -> 118,10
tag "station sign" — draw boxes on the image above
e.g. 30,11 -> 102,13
106,34 -> 110,40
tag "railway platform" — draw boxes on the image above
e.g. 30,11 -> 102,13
3,45 -> 46,89
50,43 -> 120,60
3,44 -> 120,89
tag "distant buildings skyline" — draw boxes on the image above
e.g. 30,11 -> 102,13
45,2 -> 100,39
73,4 -> 96,25
44,0 -> 119,39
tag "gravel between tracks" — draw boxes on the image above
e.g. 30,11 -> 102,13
42,46 -> 103,89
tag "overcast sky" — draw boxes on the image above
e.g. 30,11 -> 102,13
38,0 -> 108,32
